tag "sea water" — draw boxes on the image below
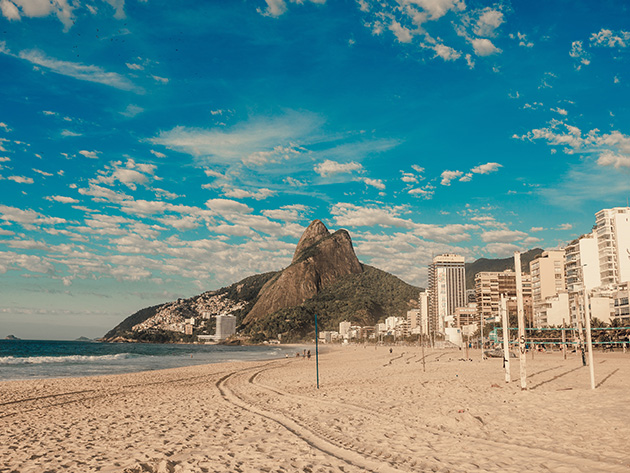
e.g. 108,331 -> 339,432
0,340 -> 303,381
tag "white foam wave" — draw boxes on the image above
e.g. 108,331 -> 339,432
0,353 -> 135,365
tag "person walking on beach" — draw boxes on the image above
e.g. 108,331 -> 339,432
307,350 -> 311,360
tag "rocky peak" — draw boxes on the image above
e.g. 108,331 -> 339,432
292,219 -> 330,263
243,219 -> 363,324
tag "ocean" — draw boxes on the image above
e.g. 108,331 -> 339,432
0,340 -> 303,381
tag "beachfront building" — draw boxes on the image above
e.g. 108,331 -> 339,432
215,314 -> 236,341
428,254 -> 466,336
565,231 -> 602,327
530,250 -> 566,327
612,283 -> 630,324
475,269 -> 532,325
595,207 -> 630,286
339,321 -> 351,338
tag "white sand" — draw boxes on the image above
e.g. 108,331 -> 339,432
1,346 -> 630,472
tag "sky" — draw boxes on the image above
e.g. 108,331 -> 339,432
1,0 -> 629,339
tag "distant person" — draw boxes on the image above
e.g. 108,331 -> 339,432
389,347 -> 393,354
307,350 -> 311,360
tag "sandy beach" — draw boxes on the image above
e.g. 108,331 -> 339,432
2,345 -> 630,473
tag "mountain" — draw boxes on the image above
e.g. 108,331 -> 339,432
103,220 -> 421,343
464,248 -> 544,289
243,220 -> 363,325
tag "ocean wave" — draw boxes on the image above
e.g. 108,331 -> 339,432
0,353 -> 136,365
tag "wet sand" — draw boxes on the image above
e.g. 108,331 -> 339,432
2,345 -> 630,472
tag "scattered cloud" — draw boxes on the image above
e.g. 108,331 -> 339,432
314,159 -> 363,177
46,195 -> 79,204
8,175 -> 34,184
471,38 -> 501,56
79,150 -> 100,159
590,29 -> 630,48
471,162 -> 502,174
440,170 -> 463,186
0,46 -> 141,92
359,177 -> 385,190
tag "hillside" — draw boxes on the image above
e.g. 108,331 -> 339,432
465,248 -> 543,289
244,265 -> 421,342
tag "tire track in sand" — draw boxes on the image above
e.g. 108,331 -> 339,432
216,366 -> 415,473
241,363 -> 630,473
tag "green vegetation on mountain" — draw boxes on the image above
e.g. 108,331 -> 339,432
243,265 -> 421,342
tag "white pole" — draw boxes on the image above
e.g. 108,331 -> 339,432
500,293 -> 511,383
480,309 -> 485,361
583,290 -> 596,389
514,252 -> 527,390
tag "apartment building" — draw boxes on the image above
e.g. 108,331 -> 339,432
595,207 -> 630,286
475,270 -> 532,324
530,250 -> 566,327
428,254 -> 466,334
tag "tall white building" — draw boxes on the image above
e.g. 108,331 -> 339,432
595,207 -> 630,286
428,254 -> 466,334
339,321 -> 351,338
530,250 -> 566,327
215,314 -> 236,340
564,231 -> 602,326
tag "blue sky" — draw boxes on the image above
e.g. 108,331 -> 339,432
1,0 -> 629,339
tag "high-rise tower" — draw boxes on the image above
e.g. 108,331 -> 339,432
428,254 -> 466,334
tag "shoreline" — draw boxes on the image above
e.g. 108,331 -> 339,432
2,346 -> 629,472
0,341 -> 316,383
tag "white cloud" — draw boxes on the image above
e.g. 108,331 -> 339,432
120,104 -> 144,117
331,203 -> 414,229
283,176 -> 306,187
0,0 -> 20,20
205,198 -> 252,215
152,111 -> 322,164
243,145 -> 302,166
474,8 -> 503,37
46,195 -> 79,204
360,177 -> 385,190
401,172 -> 418,183
440,170 -> 463,185
515,120 -> 630,169
32,168 -> 53,177
152,75 -> 169,84
483,242 -> 523,257
258,0 -> 325,18
408,185 -> 434,199
471,162 -> 502,174
61,129 -> 81,137
0,0 -> 74,30
79,150 -> 100,159
569,40 -> 590,66
222,187 -> 276,200
471,38 -> 501,56
314,159 -> 363,177
15,49 -> 139,91
590,29 -> 630,48
0,204 -> 66,225
92,159 -> 157,190
8,175 -> 34,184
126,62 -> 144,70
0,122 -> 10,131
434,43 -> 461,61
551,107 -> 568,116
389,20 -> 413,43
150,150 -> 167,158
557,223 -> 573,230
481,229 -> 528,243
